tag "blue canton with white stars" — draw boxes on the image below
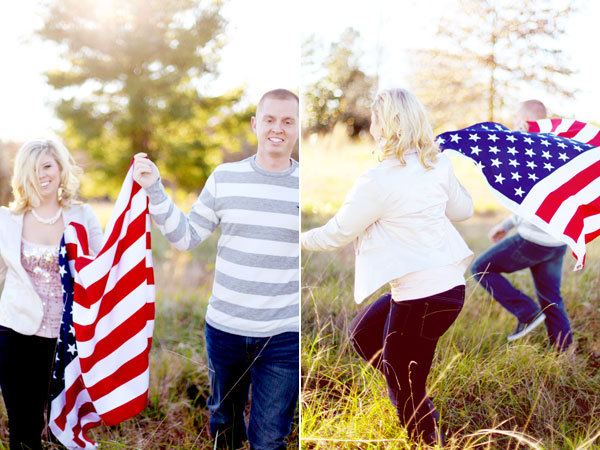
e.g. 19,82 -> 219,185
436,122 -> 595,205
49,236 -> 78,401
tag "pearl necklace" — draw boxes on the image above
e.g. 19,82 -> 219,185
31,208 -> 63,225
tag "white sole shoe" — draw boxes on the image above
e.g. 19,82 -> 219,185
507,312 -> 546,342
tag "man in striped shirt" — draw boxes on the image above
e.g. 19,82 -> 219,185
133,89 -> 299,449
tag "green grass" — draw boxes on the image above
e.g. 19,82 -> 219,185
301,212 -> 600,449
300,136 -> 600,449
0,218 -> 299,449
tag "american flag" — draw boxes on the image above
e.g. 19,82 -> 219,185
49,165 -> 155,449
436,120 -> 600,270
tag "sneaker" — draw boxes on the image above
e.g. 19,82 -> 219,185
507,311 -> 546,342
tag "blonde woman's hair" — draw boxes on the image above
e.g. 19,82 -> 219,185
10,139 -> 82,214
371,88 -> 439,168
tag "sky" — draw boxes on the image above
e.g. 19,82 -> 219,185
0,0 -> 597,142
0,0 -> 300,142
300,0 -> 600,125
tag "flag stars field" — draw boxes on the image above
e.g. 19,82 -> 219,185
438,121 -> 596,207
437,119 -> 600,269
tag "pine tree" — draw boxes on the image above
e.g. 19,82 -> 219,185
39,0 -> 254,196
410,0 -> 575,132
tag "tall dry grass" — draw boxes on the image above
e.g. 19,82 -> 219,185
0,224 -> 299,449
301,134 -> 600,449
301,212 -> 600,449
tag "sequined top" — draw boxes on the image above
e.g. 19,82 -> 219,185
21,238 -> 63,338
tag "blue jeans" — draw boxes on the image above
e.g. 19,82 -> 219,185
348,286 -> 465,440
471,233 -> 572,350
205,323 -> 299,450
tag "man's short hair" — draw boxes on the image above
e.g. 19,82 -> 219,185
519,99 -> 547,120
257,89 -> 299,114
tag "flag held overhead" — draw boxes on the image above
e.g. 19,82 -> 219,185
436,120 -> 600,270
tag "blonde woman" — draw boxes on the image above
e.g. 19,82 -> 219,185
302,89 -> 473,445
0,140 -> 102,450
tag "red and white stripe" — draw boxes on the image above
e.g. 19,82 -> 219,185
523,119 -> 600,269
528,118 -> 600,147
49,164 -> 155,448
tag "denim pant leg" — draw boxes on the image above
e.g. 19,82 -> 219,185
0,325 -> 56,450
205,323 -> 251,449
247,332 -> 299,450
529,246 -> 573,350
383,286 -> 464,439
347,293 -> 393,371
471,234 -> 541,322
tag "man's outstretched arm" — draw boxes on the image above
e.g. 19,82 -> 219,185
133,153 -> 219,251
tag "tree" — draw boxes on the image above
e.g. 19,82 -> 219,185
38,0 -> 255,197
0,141 -> 14,206
303,28 -> 376,137
410,0 -> 576,132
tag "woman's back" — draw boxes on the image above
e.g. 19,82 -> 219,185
361,153 -> 472,251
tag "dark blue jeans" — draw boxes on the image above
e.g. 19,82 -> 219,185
348,286 -> 465,440
205,323 -> 299,450
471,233 -> 572,350
0,325 -> 57,450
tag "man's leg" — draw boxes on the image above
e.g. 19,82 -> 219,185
530,245 -> 573,350
471,234 -> 542,323
205,322 -> 251,449
247,332 -> 299,450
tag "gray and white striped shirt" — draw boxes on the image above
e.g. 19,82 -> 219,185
145,156 -> 299,337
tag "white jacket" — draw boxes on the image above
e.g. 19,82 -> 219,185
0,204 -> 103,335
302,153 -> 474,303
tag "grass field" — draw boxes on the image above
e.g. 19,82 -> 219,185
301,134 -> 600,449
0,204 -> 299,449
